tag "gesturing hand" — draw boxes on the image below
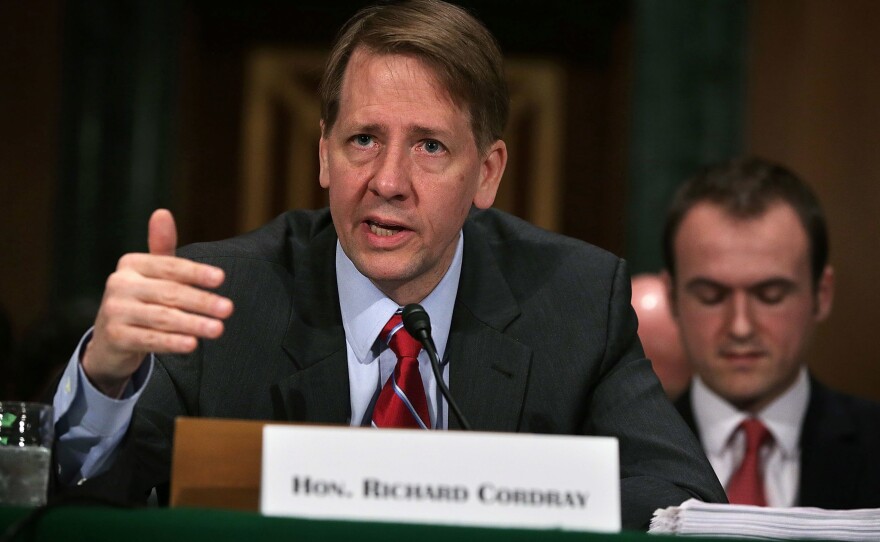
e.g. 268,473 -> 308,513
82,209 -> 234,397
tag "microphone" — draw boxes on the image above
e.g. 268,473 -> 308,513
402,303 -> 472,430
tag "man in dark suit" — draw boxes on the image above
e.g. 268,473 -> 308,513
663,157 -> 880,509
51,0 -> 724,529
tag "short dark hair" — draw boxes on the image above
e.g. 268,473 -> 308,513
319,0 -> 509,152
662,157 -> 829,287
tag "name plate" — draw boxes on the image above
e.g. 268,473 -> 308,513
261,426 -> 620,532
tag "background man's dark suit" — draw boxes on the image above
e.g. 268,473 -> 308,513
79,208 -> 725,529
675,379 -> 880,509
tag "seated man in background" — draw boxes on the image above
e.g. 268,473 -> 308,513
663,157 -> 880,508
51,0 -> 724,529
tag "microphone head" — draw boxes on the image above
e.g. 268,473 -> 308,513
402,303 -> 431,339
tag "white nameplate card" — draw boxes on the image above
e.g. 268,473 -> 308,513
261,425 -> 620,532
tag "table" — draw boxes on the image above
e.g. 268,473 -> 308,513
0,505 -> 710,542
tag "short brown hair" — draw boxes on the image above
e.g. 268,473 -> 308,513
662,157 -> 829,288
319,0 -> 509,152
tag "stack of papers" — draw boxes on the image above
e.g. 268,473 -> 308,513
650,499 -> 880,541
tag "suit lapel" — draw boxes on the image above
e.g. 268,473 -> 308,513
270,212 -> 533,430
798,379 -> 859,508
674,388 -> 700,436
447,219 -> 531,431
273,221 -> 351,424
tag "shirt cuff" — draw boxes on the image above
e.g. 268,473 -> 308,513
54,328 -> 155,437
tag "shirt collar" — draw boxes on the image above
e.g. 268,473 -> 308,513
760,367 -> 810,457
336,231 -> 463,364
692,367 -> 810,458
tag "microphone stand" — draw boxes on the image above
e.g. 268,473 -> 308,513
402,304 -> 472,430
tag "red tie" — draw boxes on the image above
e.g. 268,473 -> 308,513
726,418 -> 773,506
371,313 -> 430,429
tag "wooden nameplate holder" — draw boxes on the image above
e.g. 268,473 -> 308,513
170,417 -> 267,511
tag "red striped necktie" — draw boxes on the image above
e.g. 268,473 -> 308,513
371,312 -> 430,429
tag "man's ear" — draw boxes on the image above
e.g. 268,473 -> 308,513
472,139 -> 507,209
319,120 -> 330,189
814,265 -> 834,321
661,270 -> 679,319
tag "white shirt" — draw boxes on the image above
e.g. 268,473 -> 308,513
691,367 -> 810,507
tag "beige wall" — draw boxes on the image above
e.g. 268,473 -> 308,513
748,0 -> 880,400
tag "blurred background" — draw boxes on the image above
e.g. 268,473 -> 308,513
1,0 -> 878,401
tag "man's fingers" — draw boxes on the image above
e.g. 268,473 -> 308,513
105,273 -> 232,320
84,209 -> 227,395
107,300 -> 226,341
102,323 -> 200,355
143,283 -> 233,321
148,209 -> 178,256
116,254 -> 225,289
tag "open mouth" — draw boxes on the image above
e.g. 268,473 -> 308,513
367,220 -> 406,237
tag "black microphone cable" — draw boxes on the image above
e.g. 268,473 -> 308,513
401,303 -> 472,431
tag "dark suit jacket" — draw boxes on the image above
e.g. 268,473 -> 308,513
77,208 -> 725,529
675,378 -> 880,509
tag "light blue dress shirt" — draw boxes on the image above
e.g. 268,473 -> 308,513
338,233 -> 461,428
53,232 -> 463,484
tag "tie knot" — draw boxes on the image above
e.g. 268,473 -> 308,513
382,313 -> 422,360
739,418 -> 772,452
